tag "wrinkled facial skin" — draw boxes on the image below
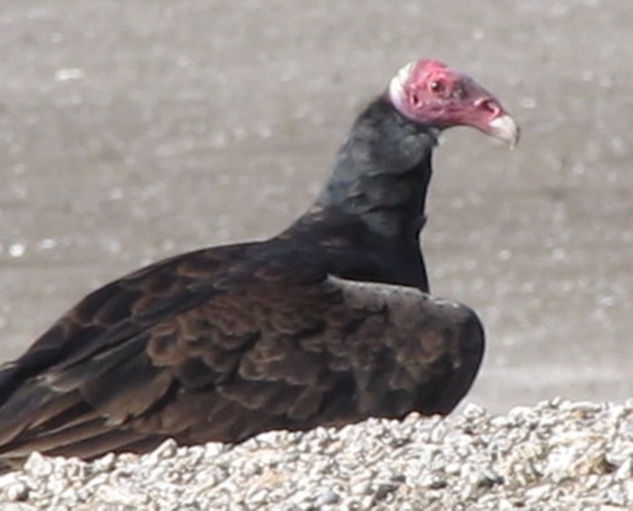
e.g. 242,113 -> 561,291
389,59 -> 519,146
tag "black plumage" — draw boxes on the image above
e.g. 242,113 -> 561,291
0,59 -> 518,469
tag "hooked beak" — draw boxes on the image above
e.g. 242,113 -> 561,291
488,114 -> 520,148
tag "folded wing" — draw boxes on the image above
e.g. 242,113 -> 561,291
0,250 -> 483,467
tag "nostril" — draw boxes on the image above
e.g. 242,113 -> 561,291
475,97 -> 501,116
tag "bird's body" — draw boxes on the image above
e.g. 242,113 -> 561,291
0,60 -> 517,469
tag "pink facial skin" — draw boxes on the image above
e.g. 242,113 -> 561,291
389,59 -> 519,147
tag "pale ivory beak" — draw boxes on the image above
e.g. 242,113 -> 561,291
488,114 -> 520,148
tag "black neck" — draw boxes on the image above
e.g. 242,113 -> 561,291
278,96 -> 437,291
292,96 -> 437,241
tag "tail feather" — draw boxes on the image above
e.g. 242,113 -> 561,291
0,343 -> 170,470
44,430 -> 167,460
0,380 -> 64,446
0,418 -> 110,458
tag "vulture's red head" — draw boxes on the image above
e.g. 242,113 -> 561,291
389,59 -> 519,147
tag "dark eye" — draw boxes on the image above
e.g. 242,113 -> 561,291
430,80 -> 444,93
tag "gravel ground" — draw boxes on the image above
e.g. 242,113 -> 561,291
1,399 -> 632,510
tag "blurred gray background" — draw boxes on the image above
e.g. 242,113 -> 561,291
0,0 -> 631,413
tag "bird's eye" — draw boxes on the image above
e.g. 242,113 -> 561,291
430,80 -> 444,93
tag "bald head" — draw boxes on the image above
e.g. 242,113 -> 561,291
388,59 -> 519,147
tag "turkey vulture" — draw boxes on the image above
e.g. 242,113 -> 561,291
0,59 -> 518,468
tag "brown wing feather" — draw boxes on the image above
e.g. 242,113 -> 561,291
0,247 -> 483,469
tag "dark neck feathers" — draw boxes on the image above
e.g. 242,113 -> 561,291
297,96 -> 438,240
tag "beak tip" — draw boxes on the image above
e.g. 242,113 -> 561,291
488,114 -> 520,148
